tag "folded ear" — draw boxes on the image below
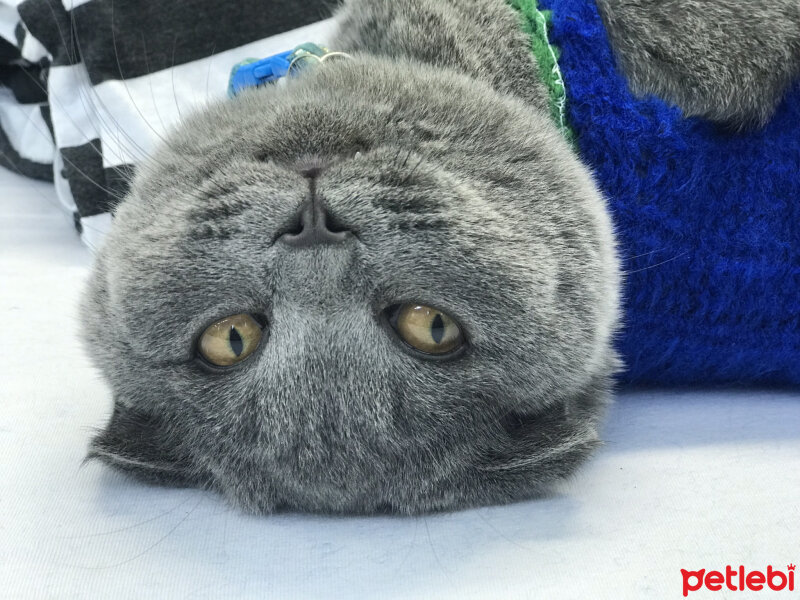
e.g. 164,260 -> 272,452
88,401 -> 201,487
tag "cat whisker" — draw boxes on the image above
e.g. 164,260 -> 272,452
622,251 -> 689,275
401,148 -> 413,168
9,3 -> 154,213
623,247 -> 669,261
205,42 -> 218,105
53,0 -> 150,163
107,0 -> 170,161
170,34 -> 184,122
54,494 -> 194,540
398,155 -> 425,187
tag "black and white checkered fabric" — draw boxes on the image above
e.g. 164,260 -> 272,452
0,0 -> 331,248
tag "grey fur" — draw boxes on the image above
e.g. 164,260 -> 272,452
81,0 -> 797,514
597,0 -> 800,128
334,0 -> 551,109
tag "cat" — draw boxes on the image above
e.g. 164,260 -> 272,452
81,0 -> 800,514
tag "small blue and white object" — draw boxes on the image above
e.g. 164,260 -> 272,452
228,43 -> 350,97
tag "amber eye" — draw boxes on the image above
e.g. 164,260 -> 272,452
198,314 -> 264,367
390,304 -> 464,356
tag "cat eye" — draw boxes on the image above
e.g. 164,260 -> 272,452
197,313 -> 264,367
386,304 -> 465,357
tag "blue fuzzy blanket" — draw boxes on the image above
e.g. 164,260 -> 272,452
540,0 -> 800,385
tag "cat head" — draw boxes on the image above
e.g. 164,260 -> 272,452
82,56 -> 621,514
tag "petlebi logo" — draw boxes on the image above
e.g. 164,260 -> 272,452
681,564 -> 795,596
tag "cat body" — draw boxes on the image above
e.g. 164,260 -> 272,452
82,0 -> 800,513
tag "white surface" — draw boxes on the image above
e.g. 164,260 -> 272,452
0,88 -> 54,163
1,166 -> 798,599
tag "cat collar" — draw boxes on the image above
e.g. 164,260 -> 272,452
506,0 -> 573,143
228,43 -> 352,97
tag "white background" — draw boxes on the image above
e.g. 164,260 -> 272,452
1,167 -> 798,599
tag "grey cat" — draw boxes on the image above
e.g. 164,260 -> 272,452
81,0 -> 800,514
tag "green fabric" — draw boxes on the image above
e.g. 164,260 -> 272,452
506,0 -> 575,143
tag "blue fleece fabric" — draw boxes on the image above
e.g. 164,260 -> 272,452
538,0 -> 800,386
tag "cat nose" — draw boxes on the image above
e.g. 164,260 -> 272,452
279,193 -> 351,247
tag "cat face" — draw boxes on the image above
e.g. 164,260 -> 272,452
81,57 -> 620,514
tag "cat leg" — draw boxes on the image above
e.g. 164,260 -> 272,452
333,0 -> 550,110
596,0 -> 800,129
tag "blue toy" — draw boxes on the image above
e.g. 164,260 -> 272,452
229,43 -> 349,97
